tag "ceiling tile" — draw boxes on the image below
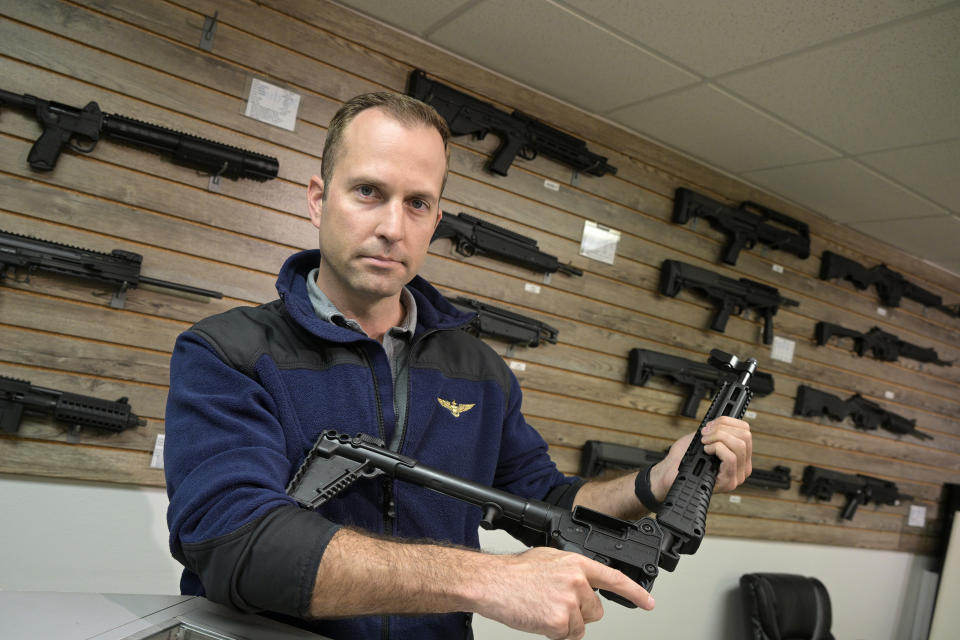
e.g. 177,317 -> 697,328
719,4 -> 960,154
335,0 -> 473,36
607,84 -> 839,172
562,0 -> 952,76
426,0 -> 697,113
849,215 -> 960,268
743,159 -> 949,224
858,139 -> 960,212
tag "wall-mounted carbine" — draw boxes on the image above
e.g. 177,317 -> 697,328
433,212 -> 582,278
800,465 -> 909,520
1,88 -> 278,180
659,260 -> 798,344
1,375 -> 146,434
450,296 -> 558,347
408,69 -> 615,178
815,321 -> 950,366
820,251 -> 957,317
627,347 -> 774,417
0,229 -> 222,309
672,187 -> 810,265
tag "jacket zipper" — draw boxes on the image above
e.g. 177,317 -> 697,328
356,343 -> 393,640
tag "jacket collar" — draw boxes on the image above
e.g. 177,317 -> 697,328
275,250 -> 473,341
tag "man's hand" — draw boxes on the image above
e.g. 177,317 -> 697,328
471,547 -> 654,640
651,416 -> 752,500
310,528 -> 651,640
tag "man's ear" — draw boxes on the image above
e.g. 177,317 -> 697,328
307,175 -> 324,229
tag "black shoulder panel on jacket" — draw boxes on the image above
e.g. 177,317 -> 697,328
189,300 -> 363,377
414,328 -> 514,400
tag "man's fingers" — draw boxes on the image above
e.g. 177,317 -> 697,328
702,417 -> 753,490
583,561 -> 654,611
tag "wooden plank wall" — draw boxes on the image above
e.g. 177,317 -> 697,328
2,0 -> 958,555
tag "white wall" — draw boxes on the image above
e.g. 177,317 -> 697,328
0,474 -> 181,595
0,474 -> 937,639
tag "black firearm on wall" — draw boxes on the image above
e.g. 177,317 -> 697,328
794,385 -> 932,441
407,69 -> 616,177
0,375 -> 146,434
0,88 -> 279,180
800,465 -> 909,520
450,296 -> 558,347
287,350 -> 760,598
672,187 -> 810,265
659,260 -> 799,344
433,212 -> 582,277
820,251 -> 958,317
0,229 -> 223,309
627,347 -> 774,417
579,439 -> 792,491
815,321 -> 951,366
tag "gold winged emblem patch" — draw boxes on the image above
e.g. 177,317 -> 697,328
437,397 -> 475,418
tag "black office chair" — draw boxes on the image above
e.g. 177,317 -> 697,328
740,573 -> 835,640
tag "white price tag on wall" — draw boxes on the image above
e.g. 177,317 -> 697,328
150,434 -> 165,469
245,78 -> 301,130
770,336 -> 795,363
579,221 -> 620,265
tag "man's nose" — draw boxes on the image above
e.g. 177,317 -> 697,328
376,199 -> 405,241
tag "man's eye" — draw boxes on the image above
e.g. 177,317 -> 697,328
410,198 -> 428,210
357,185 -> 375,197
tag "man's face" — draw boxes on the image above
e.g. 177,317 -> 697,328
307,108 -> 446,307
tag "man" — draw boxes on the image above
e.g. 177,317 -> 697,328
165,92 -> 752,640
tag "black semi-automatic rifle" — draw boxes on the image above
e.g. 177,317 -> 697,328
579,440 -> 791,491
627,347 -> 774,417
672,187 -> 810,265
1,88 -> 279,180
820,251 -> 958,317
287,349 -> 759,600
450,296 -> 558,347
408,69 -> 615,177
794,385 -> 932,441
433,212 -> 582,277
659,260 -> 798,344
800,465 -> 909,520
0,375 -> 146,434
815,321 -> 951,366
0,229 -> 222,309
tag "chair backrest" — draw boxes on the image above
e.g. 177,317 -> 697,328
740,573 -> 834,640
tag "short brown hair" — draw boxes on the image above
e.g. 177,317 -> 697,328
321,92 -> 450,190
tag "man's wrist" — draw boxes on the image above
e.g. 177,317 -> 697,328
634,465 -> 663,513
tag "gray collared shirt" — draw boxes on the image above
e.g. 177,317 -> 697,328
306,267 -> 415,450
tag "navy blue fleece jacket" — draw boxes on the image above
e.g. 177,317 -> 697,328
164,250 -> 580,639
